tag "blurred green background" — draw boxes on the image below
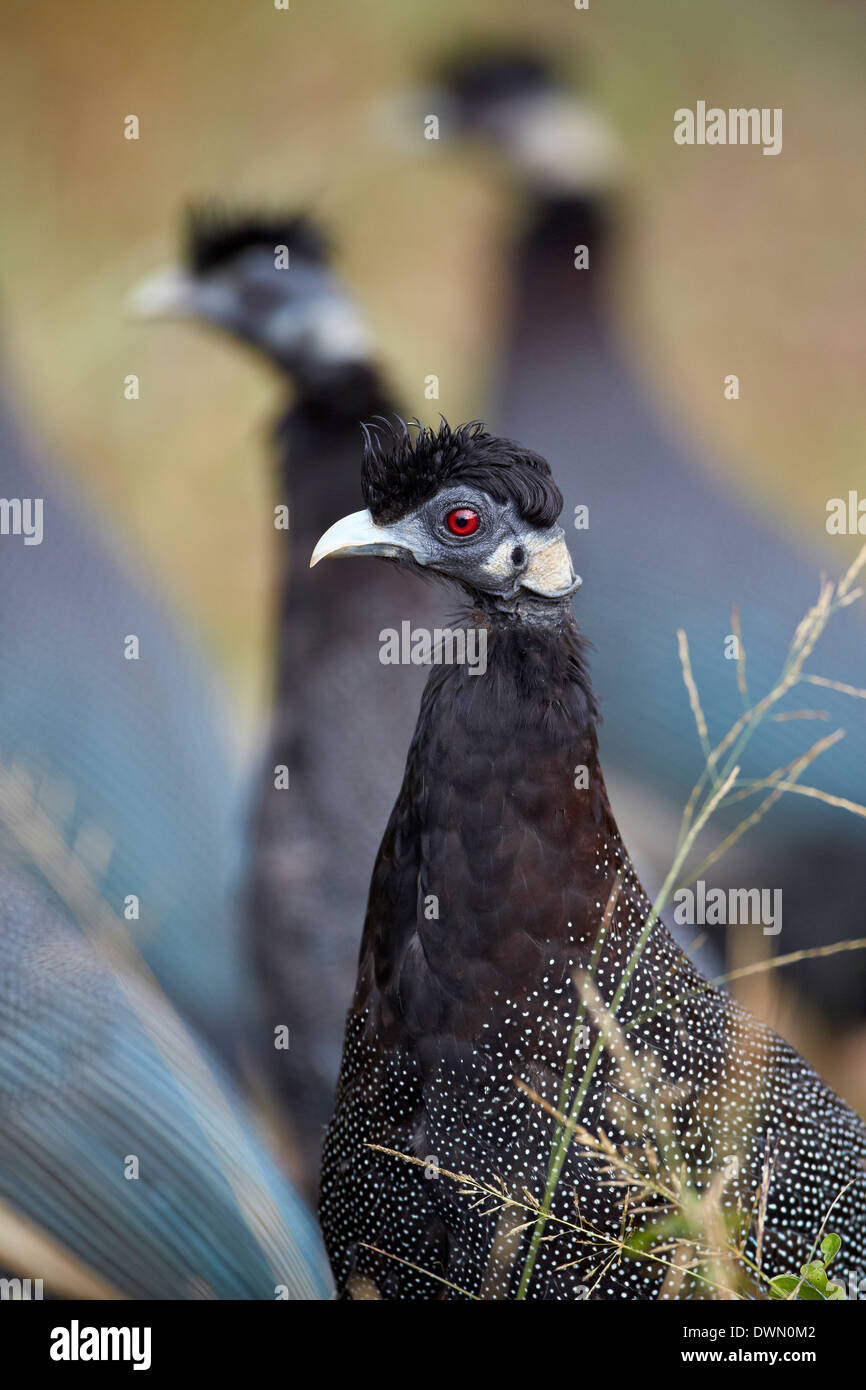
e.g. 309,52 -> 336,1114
2,0 -> 865,740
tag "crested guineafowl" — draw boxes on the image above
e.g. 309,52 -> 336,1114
312,420 -> 866,1300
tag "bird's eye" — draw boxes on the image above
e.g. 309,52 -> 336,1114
445,507 -> 479,537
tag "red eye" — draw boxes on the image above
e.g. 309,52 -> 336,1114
446,507 -> 479,537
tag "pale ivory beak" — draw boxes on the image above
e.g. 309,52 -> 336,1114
128,266 -> 197,319
521,530 -> 582,599
310,509 -> 423,568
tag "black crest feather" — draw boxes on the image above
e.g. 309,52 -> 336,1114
185,204 -> 329,275
438,51 -> 555,106
360,418 -> 563,528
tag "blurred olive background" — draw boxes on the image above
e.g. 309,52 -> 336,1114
2,0 -> 865,734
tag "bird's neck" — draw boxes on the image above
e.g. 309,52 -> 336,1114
267,364 -> 397,713
511,192 -> 614,335
468,599 -> 604,781
361,602 -> 644,1047
286,359 -> 388,423
273,361 -> 392,580
479,590 -> 580,628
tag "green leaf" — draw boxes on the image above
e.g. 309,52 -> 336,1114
769,1275 -> 800,1300
797,1280 -> 831,1301
821,1233 -> 841,1265
800,1261 -> 829,1293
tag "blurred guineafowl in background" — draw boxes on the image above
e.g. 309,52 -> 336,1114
0,380 -> 330,1297
133,212 -> 444,1181
425,50 -> 866,1021
0,375 -> 248,1058
312,420 -> 866,1300
0,854 -> 333,1299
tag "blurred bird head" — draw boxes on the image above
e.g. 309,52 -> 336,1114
384,48 -> 623,195
129,206 -> 372,378
310,418 -> 581,606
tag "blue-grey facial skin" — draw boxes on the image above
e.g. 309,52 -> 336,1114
398,487 -> 527,594
311,490 -> 579,604
401,490 -> 581,602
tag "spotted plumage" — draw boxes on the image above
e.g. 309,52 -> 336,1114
316,421 -> 866,1300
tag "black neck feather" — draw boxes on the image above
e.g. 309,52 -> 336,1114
359,604 -> 623,1051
